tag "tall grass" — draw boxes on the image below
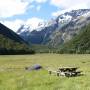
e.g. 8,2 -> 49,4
0,54 -> 90,90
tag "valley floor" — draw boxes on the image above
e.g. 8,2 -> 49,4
0,54 -> 90,90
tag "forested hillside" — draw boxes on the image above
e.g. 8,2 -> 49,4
60,24 -> 90,54
0,23 -> 35,55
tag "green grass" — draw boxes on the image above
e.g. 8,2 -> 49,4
0,54 -> 90,90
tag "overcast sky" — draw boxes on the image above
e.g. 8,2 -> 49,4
0,0 -> 90,32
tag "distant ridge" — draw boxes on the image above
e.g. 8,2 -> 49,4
0,23 -> 27,44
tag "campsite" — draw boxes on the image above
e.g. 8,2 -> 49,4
0,54 -> 90,90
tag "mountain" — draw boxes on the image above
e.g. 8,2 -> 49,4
48,9 -> 90,47
59,23 -> 90,54
0,23 -> 35,54
17,9 -> 90,47
17,18 -> 58,44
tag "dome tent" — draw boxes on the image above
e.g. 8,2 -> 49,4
25,64 -> 42,71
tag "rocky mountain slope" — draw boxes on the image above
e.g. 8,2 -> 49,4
59,23 -> 90,54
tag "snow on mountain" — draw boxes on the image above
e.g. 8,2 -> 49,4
17,18 -> 58,34
17,25 -> 30,34
18,9 -> 90,34
17,21 -> 48,34
58,15 -> 72,23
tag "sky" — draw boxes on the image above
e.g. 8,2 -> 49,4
0,0 -> 90,32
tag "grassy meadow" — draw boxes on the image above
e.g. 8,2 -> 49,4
0,54 -> 90,90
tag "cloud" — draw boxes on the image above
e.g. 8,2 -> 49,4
0,17 -> 44,32
29,5 -> 35,9
35,0 -> 47,3
25,0 -> 47,3
50,0 -> 90,9
51,0 -> 90,16
36,5 -> 41,11
0,0 -> 47,18
0,0 -> 29,18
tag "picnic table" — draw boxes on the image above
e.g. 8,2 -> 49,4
48,67 -> 82,77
